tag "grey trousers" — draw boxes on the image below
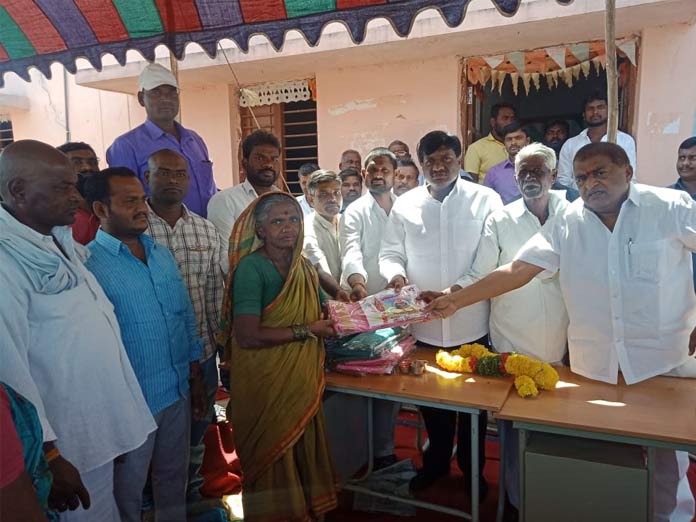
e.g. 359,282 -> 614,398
373,399 -> 401,458
114,395 -> 191,522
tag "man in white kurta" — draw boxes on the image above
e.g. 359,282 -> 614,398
379,131 -> 502,494
303,170 -> 343,282
460,143 -> 569,511
0,141 -> 155,521
427,142 -> 696,521
339,148 -> 400,469
557,92 -> 636,189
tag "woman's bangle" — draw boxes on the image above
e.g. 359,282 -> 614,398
292,324 -> 318,341
351,281 -> 366,290
45,447 -> 61,463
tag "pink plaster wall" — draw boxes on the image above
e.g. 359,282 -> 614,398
316,56 -> 460,171
634,23 -> 696,187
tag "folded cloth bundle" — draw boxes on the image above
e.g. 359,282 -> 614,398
334,335 -> 417,376
326,285 -> 431,335
325,327 -> 407,363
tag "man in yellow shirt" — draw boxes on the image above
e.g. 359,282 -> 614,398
464,103 -> 516,183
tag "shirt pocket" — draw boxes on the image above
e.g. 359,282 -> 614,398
627,239 -> 667,283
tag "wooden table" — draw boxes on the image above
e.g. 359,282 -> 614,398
496,367 -> 696,522
325,347 -> 515,522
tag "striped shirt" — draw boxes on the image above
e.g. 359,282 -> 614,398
146,203 -> 227,361
85,230 -> 202,415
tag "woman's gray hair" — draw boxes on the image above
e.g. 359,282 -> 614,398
515,142 -> 557,173
253,193 -> 299,225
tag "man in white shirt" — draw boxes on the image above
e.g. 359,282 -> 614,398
379,131 -> 503,495
460,142 -> 569,513
207,130 -> 281,251
303,170 -> 343,282
427,142 -> 696,522
296,162 -> 318,217
339,147 -> 401,469
0,140 -> 155,521
558,91 -> 637,189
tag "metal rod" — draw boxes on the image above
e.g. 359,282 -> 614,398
605,0 -> 618,142
471,412 -> 479,522
343,483 -> 472,519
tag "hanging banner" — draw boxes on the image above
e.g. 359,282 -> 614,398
569,42 -> 590,63
531,72 -> 541,91
545,46 -> 567,69
522,73 -> 532,95
507,51 -> 526,73
483,55 -> 505,69
618,39 -> 637,66
510,72 -> 520,95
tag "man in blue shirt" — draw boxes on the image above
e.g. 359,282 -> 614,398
84,167 -> 206,522
106,64 -> 216,217
669,136 -> 696,291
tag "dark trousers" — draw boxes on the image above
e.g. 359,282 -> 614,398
420,335 -> 489,482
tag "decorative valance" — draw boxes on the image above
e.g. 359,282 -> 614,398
466,38 -> 638,95
240,79 -> 313,107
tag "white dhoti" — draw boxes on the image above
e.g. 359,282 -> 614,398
654,449 -> 694,522
58,460 -> 119,522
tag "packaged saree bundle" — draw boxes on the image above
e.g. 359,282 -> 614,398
326,285 -> 431,335
332,334 -> 417,376
324,327 -> 408,363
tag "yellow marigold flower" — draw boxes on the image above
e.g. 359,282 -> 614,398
533,363 -> 559,390
514,375 -> 539,398
436,350 -> 475,373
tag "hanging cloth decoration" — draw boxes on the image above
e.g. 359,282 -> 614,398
568,42 -> 590,64
466,37 -> 638,95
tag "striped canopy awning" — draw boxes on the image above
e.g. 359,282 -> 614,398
0,0 -> 573,85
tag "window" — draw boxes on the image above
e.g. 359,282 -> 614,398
240,99 -> 318,195
0,118 -> 13,151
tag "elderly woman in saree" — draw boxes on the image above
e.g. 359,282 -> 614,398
219,192 -> 338,521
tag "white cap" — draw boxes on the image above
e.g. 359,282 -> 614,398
138,63 -> 179,91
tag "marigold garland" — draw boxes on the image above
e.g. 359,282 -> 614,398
436,344 -> 559,398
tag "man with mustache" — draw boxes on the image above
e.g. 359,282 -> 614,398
426,142 -> 696,522
339,168 -> 363,212
143,149 -> 227,512
669,136 -> 696,292
483,122 -> 531,204
107,64 -> 217,218
458,143 -> 569,518
296,162 -> 319,217
340,147 -> 402,470
379,131 -> 502,496
207,130 -> 282,253
0,141 -> 155,521
394,158 -> 420,197
84,168 -> 206,522
557,91 -> 637,189
543,120 -> 570,158
57,142 -> 101,245
464,103 -> 517,183
303,170 -> 349,302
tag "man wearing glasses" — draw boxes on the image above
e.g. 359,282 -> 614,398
107,63 -> 217,218
57,141 -> 100,244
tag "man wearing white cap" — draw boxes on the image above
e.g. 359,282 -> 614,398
107,63 -> 217,218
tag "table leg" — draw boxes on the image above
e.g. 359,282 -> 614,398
471,411 -> 480,522
647,446 -> 654,522
354,396 -> 375,480
518,428 -> 527,522
496,421 -> 506,522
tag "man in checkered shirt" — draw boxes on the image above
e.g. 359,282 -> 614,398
144,148 -> 227,509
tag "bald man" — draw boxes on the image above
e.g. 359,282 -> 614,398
0,140 -> 155,521
144,148 -> 227,506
